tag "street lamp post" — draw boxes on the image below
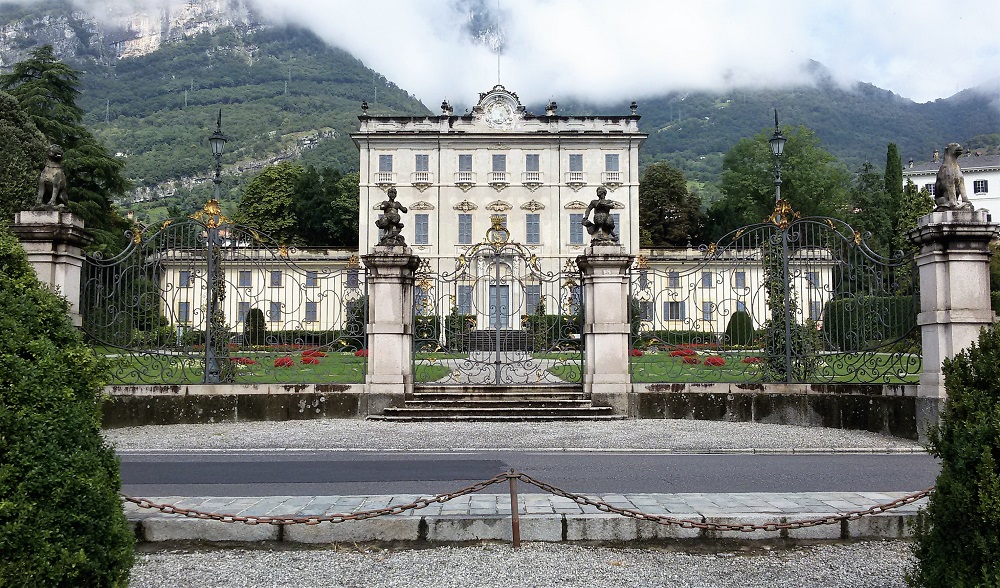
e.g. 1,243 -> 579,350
204,110 -> 229,384
768,109 -> 786,204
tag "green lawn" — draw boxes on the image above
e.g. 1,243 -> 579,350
629,351 -> 921,384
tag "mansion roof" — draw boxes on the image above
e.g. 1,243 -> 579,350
903,153 -> 1000,175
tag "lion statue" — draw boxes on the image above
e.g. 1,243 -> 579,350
934,143 -> 973,211
34,144 -> 70,210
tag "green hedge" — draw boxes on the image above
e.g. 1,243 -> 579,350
822,295 -> 916,352
0,227 -> 134,585
634,329 -> 719,348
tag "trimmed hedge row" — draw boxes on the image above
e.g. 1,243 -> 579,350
822,295 -> 916,352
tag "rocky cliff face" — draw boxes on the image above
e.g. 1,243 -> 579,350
0,0 -> 260,67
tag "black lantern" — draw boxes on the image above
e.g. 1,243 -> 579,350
768,109 -> 786,158
209,109 -> 227,157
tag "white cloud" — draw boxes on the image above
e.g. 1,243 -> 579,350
19,0 -> 1000,107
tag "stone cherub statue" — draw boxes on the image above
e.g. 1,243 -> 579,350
375,187 -> 408,245
581,186 -> 619,245
34,144 -> 70,210
934,142 -> 973,211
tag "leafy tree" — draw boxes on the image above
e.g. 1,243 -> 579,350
849,162 -> 893,255
909,325 -> 1000,587
0,91 -> 47,222
1,45 -> 130,253
0,225 -> 134,586
707,125 -> 852,240
236,161 -> 303,245
889,179 -> 935,257
325,171 -> 360,247
638,161 -> 705,246
293,166 -> 360,247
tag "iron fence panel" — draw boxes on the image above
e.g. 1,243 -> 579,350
630,215 -> 920,384
82,214 -> 366,385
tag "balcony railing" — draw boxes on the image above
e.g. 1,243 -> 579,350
454,171 -> 476,184
411,171 -> 434,184
602,171 -> 622,185
488,171 -> 509,184
522,171 -> 543,185
374,171 -> 396,185
565,171 -> 586,184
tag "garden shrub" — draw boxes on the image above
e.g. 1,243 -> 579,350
244,307 -> 267,345
992,291 -> 1000,314
909,325 -> 1000,587
0,227 -> 134,586
822,294 -> 916,351
637,329 -> 718,348
723,310 -> 755,346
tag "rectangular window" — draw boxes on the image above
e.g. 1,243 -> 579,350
612,213 -> 620,240
415,154 -> 429,172
525,284 -> 542,314
569,154 -> 583,172
414,213 -> 429,245
526,213 -> 540,244
640,301 -> 654,321
701,271 -> 713,288
525,154 -> 540,172
458,214 -> 473,244
179,270 -> 192,288
457,285 -> 473,315
305,301 -> 318,323
735,271 -> 746,289
605,153 -> 619,172
974,179 -> 989,194
924,183 -> 935,195
178,301 -> 190,323
238,270 -> 252,288
702,301 -> 713,321
668,271 -> 680,288
270,270 -> 282,287
809,300 -> 823,321
569,213 -> 584,244
378,154 -> 393,172
665,301 -> 685,321
458,154 -> 473,172
347,269 -> 360,289
238,301 -> 250,322
305,271 -> 318,288
806,271 -> 820,289
492,154 -> 506,172
268,301 -> 281,321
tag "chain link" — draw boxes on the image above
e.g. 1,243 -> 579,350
124,471 -> 932,532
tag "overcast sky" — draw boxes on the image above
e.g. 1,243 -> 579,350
244,0 -> 1000,109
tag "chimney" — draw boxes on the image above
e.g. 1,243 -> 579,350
545,101 -> 557,116
907,158 -> 914,169
441,100 -> 453,116
932,149 -> 940,163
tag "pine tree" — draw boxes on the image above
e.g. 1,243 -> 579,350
0,91 -> 47,221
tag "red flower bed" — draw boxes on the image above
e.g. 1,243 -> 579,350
301,356 -> 320,365
302,350 -> 328,358
681,355 -> 699,364
704,356 -> 726,366
670,349 -> 697,357
630,348 -> 644,357
355,349 -> 369,357
232,357 -> 256,365
742,356 -> 762,364
274,356 -> 294,368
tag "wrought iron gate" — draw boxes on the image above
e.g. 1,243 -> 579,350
413,216 -> 583,386
629,206 -> 920,384
81,202 -> 366,384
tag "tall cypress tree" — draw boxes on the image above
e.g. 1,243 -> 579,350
885,143 -> 904,228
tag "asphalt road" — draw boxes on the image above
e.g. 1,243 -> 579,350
119,450 -> 938,496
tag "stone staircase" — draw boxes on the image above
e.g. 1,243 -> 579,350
370,386 -> 625,422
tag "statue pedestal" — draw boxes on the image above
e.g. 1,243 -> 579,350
362,246 -> 420,415
10,209 -> 92,327
577,245 -> 633,414
907,209 -> 998,434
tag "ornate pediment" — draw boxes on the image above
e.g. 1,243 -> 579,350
453,200 -> 477,212
486,200 -> 513,212
520,200 -> 545,212
564,201 -> 588,210
410,201 -> 435,210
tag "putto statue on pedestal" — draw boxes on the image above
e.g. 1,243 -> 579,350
34,144 -> 70,210
581,186 -> 619,245
375,187 -> 408,246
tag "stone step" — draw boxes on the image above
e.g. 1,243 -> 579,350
380,406 -> 618,418
369,414 -> 627,422
410,392 -> 587,402
403,400 -> 595,409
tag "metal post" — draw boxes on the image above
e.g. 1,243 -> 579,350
204,225 -> 220,383
781,229 -> 793,383
508,471 -> 521,548
494,252 -> 502,384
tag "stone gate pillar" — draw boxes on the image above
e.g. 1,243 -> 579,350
577,245 -> 634,414
907,209 -> 999,426
361,246 -> 420,415
10,209 -> 92,327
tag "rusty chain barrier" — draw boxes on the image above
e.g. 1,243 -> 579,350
123,470 -> 932,543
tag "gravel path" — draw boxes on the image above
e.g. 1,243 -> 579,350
130,541 -> 915,588
104,419 -> 923,452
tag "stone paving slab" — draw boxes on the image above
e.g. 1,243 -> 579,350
125,491 -> 927,546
